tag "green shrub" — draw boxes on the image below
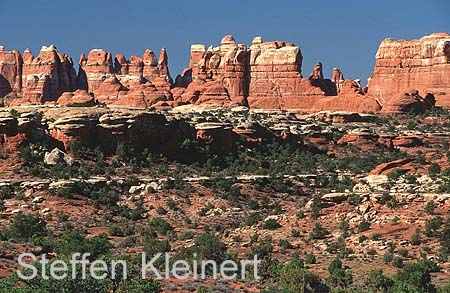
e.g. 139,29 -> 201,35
327,258 -> 353,288
193,233 -> 227,263
366,269 -> 393,292
0,260 -> 161,292
428,163 -> 441,176
179,231 -> 195,241
398,248 -> 409,258
262,218 -> 282,230
279,239 -> 293,250
310,196 -> 322,219
278,259 -> 329,292
410,229 -> 421,245
371,233 -> 382,241
109,223 -> 135,237
358,235 -> 368,243
304,253 -> 317,264
8,213 -> 47,242
425,200 -> 436,214
347,193 -> 362,206
393,260 -> 438,292
383,253 -> 393,264
165,198 -> 177,210
149,217 -> 174,236
309,223 -> 330,240
425,217 -> 443,237
357,220 -> 371,233
56,229 -> 112,259
245,212 -> 261,226
143,237 -> 171,256
392,257 -> 404,268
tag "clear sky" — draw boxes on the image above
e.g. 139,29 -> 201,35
0,0 -> 448,85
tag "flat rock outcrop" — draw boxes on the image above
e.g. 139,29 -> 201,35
47,109 -> 193,155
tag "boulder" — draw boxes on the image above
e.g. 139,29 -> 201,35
44,148 -> 74,166
392,136 -> 423,148
369,158 -> 415,175
57,89 -> 95,106
321,192 -> 349,203
381,91 -> 435,114
195,122 -> 235,153
337,130 -> 381,150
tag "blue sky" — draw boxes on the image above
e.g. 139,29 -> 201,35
0,0 -> 448,84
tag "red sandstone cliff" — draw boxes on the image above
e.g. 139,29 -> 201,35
0,32 -> 448,112
1,45 -> 76,105
75,48 -> 173,108
0,46 -> 22,100
368,32 -> 450,108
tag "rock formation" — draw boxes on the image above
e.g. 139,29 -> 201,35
75,48 -> 173,108
0,46 -> 22,100
331,68 -> 344,93
0,45 -> 76,105
57,89 -> 95,106
174,35 -> 341,110
247,38 -> 339,110
47,109 -> 193,155
309,62 -> 324,80
380,90 -> 435,114
180,35 -> 248,106
78,49 -> 114,92
195,122 -> 235,153
20,45 -> 76,104
0,32 -> 448,112
311,80 -> 380,112
368,32 -> 450,108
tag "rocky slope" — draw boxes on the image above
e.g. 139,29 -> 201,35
2,105 -> 450,291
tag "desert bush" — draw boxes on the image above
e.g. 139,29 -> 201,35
8,212 -> 48,242
262,219 -> 282,230
278,258 -> 329,292
327,258 -> 353,288
309,223 -> 330,240
357,220 -> 371,233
